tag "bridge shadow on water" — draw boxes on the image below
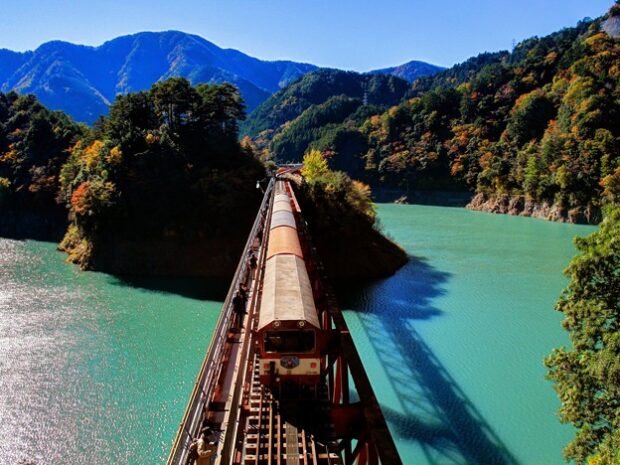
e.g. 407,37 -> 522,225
341,256 -> 521,465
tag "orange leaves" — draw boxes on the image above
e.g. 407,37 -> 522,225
479,151 -> 493,170
450,158 -> 464,176
70,179 -> 115,216
544,51 -> 558,65
0,148 -> 17,163
71,182 -> 91,216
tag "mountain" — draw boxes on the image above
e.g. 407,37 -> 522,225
0,31 -> 318,123
241,69 -> 410,140
249,10 -> 620,228
369,60 -> 444,82
408,51 -> 509,96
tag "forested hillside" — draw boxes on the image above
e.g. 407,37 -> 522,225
240,69 -> 410,154
56,78 -> 265,276
247,6 -> 620,224
0,92 -> 84,238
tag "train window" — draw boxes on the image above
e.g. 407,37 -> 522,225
264,330 -> 315,353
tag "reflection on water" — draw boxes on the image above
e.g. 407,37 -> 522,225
0,239 -> 221,465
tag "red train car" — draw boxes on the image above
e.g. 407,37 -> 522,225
256,180 -> 323,385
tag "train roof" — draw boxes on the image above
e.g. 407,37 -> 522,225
274,181 -> 288,195
258,255 -> 320,330
266,226 -> 303,259
270,210 -> 296,230
274,193 -> 291,204
273,201 -> 292,214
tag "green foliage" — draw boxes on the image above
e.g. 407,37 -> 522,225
545,204 -> 620,464
505,90 -> 556,147
302,168 -> 376,225
409,51 -> 509,97
270,95 -> 361,161
0,92 -> 83,209
241,69 -> 409,144
245,11 -> 619,222
59,77 -> 264,264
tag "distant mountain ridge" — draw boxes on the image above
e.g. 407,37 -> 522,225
0,32 -> 443,124
368,60 -> 445,82
0,31 -> 318,123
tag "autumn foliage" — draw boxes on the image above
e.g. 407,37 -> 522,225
58,77 -> 264,267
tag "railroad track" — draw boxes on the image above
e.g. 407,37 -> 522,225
242,356 -> 342,465
167,173 -> 402,465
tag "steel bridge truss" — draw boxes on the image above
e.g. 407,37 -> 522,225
167,175 -> 402,465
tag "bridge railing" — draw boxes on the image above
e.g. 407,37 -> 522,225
166,177 -> 275,465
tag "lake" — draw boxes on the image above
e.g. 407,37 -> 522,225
0,205 -> 596,464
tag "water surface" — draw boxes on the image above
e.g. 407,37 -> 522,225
0,240 -> 221,465
342,204 -> 597,465
0,205 -> 597,465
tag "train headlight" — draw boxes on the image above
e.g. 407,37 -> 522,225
273,320 -> 281,328
298,320 -> 306,327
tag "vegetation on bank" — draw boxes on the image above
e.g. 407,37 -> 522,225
546,204 -> 620,465
56,78 -> 265,272
244,5 -> 620,223
294,149 -> 407,281
0,79 -> 405,279
0,92 -> 84,238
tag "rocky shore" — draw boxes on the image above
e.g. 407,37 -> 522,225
467,193 -> 601,225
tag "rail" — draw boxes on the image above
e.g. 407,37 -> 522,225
166,177 -> 275,465
290,180 -> 403,465
218,176 -> 275,465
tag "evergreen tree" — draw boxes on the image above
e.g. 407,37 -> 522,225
545,205 -> 620,465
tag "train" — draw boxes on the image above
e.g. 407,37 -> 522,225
256,179 -> 325,385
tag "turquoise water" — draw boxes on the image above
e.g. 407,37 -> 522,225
0,240 -> 222,465
0,205 -> 597,465
342,204 -> 597,465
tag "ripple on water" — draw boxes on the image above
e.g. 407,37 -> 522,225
0,238 -> 220,465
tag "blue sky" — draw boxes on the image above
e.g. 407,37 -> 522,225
1,0 -> 613,70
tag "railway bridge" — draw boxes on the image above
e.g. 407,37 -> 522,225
167,168 -> 403,465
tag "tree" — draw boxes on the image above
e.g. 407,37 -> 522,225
151,77 -> 198,130
301,149 -> 329,181
58,78 -> 264,268
545,205 -> 620,464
